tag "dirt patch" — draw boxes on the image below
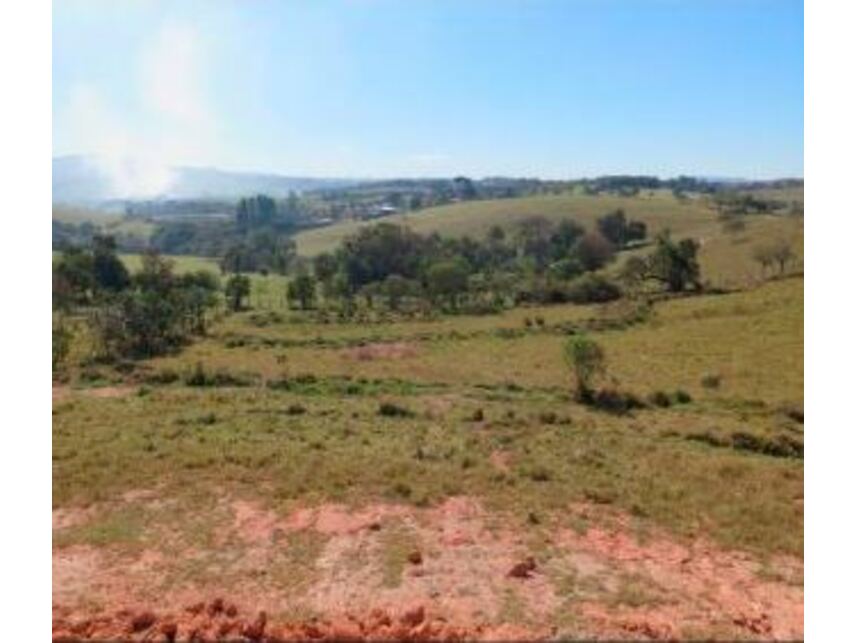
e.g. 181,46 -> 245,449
53,497 -> 803,640
52,385 -> 136,401
551,510 -> 804,640
489,450 -> 512,473
343,341 -> 418,361
52,598 -> 546,641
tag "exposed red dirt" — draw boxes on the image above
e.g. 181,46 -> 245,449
343,342 -> 418,361
53,497 -> 803,641
53,599 -> 545,641
52,385 -> 136,401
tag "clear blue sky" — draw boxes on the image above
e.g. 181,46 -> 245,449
53,0 -> 803,179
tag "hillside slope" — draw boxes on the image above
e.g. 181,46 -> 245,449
294,192 -> 716,257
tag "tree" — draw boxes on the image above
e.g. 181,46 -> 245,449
626,220 -> 647,242
225,274 -> 251,311
515,216 -> 555,272
627,232 -> 700,292
452,176 -> 477,200
573,232 -> 616,272
379,274 -> 415,311
769,239 -> 795,275
177,271 -> 221,334
287,272 -> 317,310
236,194 -> 277,230
752,245 -> 775,275
134,250 -> 176,296
597,209 -> 628,246
53,246 -> 95,309
550,219 -> 585,260
92,235 -> 130,293
564,335 -> 606,401
339,223 -> 425,290
425,259 -> 469,309
52,315 -> 73,371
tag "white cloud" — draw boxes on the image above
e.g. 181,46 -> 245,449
63,20 -> 219,198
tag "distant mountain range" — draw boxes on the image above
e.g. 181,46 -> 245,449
52,155 -> 358,205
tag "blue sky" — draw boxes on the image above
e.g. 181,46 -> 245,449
53,0 -> 803,180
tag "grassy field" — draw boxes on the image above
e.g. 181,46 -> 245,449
294,190 -> 803,289
53,206 -> 157,239
52,193 -> 804,638
294,192 -> 718,257
55,276 -> 803,556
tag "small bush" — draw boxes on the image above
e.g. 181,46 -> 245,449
538,411 -> 558,425
185,362 -> 255,387
648,391 -> 673,408
589,388 -> 645,414
286,404 -> 307,415
266,377 -> 291,391
780,403 -> 804,424
685,430 -> 729,448
534,316 -> 545,327
701,373 -> 722,389
143,369 -> 179,385
523,317 -> 533,328
674,389 -> 692,404
79,367 -> 104,383
566,274 -> 622,304
471,408 -> 485,422
392,482 -> 412,498
114,360 -> 137,375
527,466 -> 552,482
378,402 -> 414,418
730,431 -> 803,459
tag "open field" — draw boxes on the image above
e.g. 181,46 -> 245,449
53,273 -> 804,639
53,206 -> 157,240
294,192 -> 717,257
294,190 -> 803,290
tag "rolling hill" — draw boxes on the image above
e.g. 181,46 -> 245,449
52,155 -> 359,204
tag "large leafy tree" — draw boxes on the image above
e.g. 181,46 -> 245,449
622,232 -> 701,292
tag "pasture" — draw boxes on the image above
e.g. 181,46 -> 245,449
52,194 -> 804,640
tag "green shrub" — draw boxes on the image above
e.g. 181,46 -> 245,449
591,388 -> 645,414
185,362 -> 255,387
378,402 -> 414,418
674,389 -> 693,404
566,274 -> 622,304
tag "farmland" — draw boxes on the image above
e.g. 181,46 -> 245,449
53,193 -> 804,638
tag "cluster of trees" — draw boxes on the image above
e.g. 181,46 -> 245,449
53,238 -> 223,361
752,239 -> 797,276
621,233 -> 702,293
285,210 -> 650,312
711,192 -> 791,215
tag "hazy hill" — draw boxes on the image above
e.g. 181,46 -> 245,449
52,155 -> 358,204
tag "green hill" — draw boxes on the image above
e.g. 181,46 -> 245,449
294,192 -> 716,257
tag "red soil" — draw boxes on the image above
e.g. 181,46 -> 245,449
53,497 -> 803,641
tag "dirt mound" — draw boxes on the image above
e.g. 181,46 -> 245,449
52,600 -> 546,641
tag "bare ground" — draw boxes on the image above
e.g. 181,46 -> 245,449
52,496 -> 802,641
